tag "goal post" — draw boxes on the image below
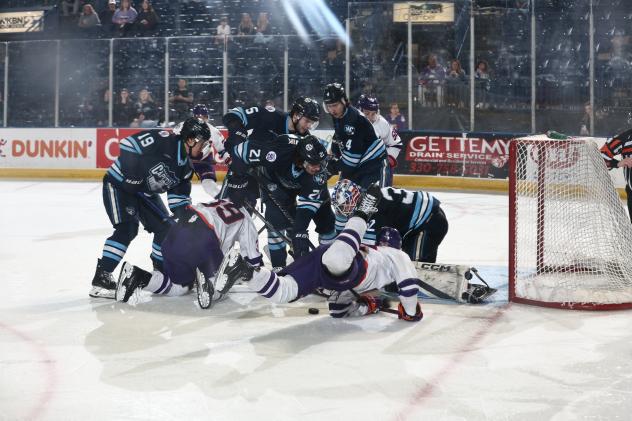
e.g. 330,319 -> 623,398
509,135 -> 632,310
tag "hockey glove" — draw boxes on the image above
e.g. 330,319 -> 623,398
387,155 -> 398,169
397,302 -> 423,322
291,231 -> 311,258
357,294 -> 383,315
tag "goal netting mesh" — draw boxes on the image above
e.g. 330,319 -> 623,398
509,135 -> 632,310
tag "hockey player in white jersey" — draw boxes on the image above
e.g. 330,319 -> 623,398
217,184 -> 424,321
116,198 -> 262,305
173,104 -> 228,197
357,94 -> 403,187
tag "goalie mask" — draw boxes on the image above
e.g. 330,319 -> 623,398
332,179 -> 362,217
377,227 -> 402,249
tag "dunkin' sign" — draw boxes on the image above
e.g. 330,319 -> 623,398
0,129 -> 96,168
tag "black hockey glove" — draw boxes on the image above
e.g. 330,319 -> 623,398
291,231 -> 310,258
225,175 -> 249,207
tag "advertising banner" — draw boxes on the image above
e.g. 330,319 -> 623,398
0,128 -> 96,168
0,10 -> 45,33
398,131 -> 518,179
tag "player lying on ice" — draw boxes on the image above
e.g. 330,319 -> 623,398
115,198 -> 263,307
216,184 -> 424,321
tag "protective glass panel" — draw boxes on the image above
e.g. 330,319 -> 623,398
410,1 -> 472,131
0,43 -> 5,127
226,35 -> 284,108
593,0 -> 632,137
349,2 -> 411,131
168,36 -> 224,126
7,40 -> 56,127
112,38 -> 166,128
474,1 -> 531,133
535,1 -> 589,135
58,39 -> 110,127
287,36 -> 337,129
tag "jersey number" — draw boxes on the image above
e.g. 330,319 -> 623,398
138,132 -> 155,148
204,200 -> 244,224
345,139 -> 352,150
383,188 -> 414,204
245,107 -> 259,115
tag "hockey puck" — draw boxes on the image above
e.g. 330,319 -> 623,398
308,307 -> 320,315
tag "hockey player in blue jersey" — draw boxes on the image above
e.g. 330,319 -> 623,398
332,179 -> 448,263
89,117 -> 211,299
115,198 -> 262,306
220,97 -> 321,206
173,104 -> 229,197
256,135 -> 336,268
323,83 -> 388,188
217,184 -> 424,321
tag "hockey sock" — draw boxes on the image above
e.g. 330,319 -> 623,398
267,231 -> 288,268
248,268 -> 298,304
150,241 -> 164,271
145,271 -> 190,296
397,278 -> 422,316
101,233 -> 133,272
322,217 -> 367,276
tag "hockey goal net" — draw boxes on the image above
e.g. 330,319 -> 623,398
509,135 -> 632,310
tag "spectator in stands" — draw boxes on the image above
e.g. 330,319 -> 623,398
419,54 -> 446,107
215,16 -> 231,44
133,88 -> 160,127
135,0 -> 159,36
323,41 -> 345,84
385,102 -> 407,131
77,4 -> 101,35
96,88 -> 110,126
114,88 -> 136,127
254,12 -> 272,43
579,102 -> 606,136
62,0 -> 81,16
475,59 -> 491,109
238,13 -> 255,35
99,0 -> 117,35
170,78 -> 193,121
112,0 -> 138,37
446,59 -> 467,108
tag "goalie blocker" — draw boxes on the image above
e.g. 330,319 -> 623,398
413,262 -> 497,304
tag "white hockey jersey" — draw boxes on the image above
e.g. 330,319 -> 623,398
172,121 -> 228,162
188,200 -> 262,264
372,114 -> 403,160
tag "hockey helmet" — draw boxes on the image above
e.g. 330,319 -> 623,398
376,227 -> 402,249
192,104 -> 209,118
357,94 -> 379,112
323,82 -> 348,105
332,178 -> 362,217
290,97 -> 321,122
297,135 -> 327,165
180,117 -> 211,143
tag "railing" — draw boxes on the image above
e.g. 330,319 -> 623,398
0,0 -> 629,137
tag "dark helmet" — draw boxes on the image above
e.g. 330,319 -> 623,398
376,227 -> 402,249
290,97 -> 321,121
180,117 -> 211,143
192,104 -> 209,118
297,135 -> 327,165
357,94 -> 379,112
323,82 -> 348,105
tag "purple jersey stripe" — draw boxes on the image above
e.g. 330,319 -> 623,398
339,228 -> 361,247
337,235 -> 359,252
156,275 -> 171,293
258,272 -> 277,295
262,280 -> 280,298
399,288 -> 418,298
398,278 -> 421,289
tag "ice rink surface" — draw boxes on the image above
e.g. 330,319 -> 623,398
1,180 -> 631,421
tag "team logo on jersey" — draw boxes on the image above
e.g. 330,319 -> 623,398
146,162 -> 178,192
188,214 -> 198,223
314,173 -> 326,185
266,151 -> 277,162
305,144 -> 313,151
159,131 -> 170,137
344,125 -> 355,135
125,206 -> 136,216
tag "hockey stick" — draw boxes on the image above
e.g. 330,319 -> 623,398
136,192 -> 176,226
